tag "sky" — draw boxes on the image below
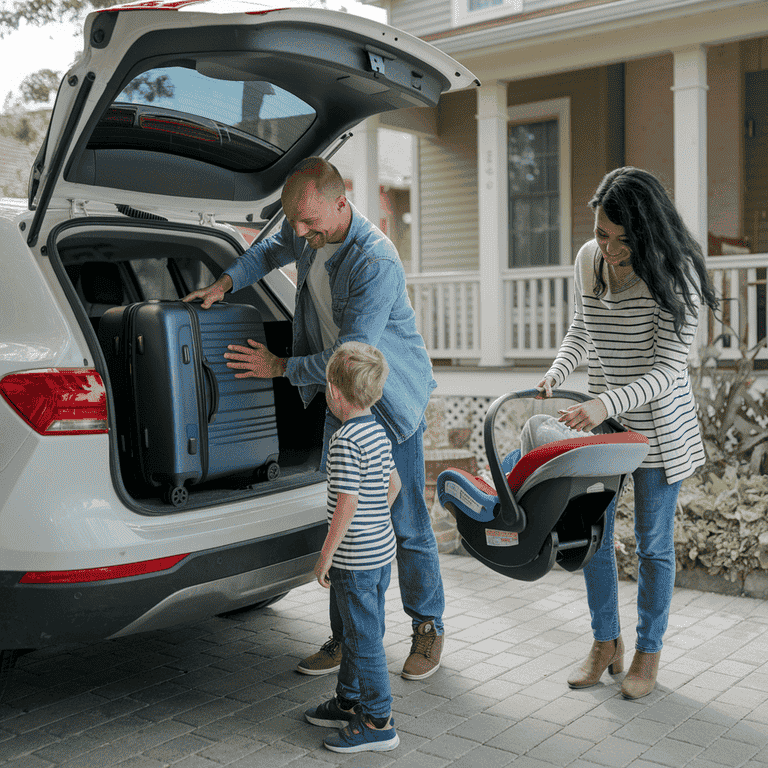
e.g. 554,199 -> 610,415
1,21 -> 82,106
0,0 -> 387,109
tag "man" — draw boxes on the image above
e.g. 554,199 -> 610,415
183,157 -> 445,680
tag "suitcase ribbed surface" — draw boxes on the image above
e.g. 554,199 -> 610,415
195,310 -> 280,474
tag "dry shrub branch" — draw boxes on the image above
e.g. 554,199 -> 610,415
616,324 -> 768,583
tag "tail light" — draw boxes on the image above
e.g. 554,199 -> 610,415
20,554 -> 189,584
0,368 -> 108,436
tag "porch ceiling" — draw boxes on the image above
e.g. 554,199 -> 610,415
427,0 -> 768,82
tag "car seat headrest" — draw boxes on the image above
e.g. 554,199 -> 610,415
80,262 -> 124,306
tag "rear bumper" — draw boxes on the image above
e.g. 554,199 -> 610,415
0,522 -> 325,649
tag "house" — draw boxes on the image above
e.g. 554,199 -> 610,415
336,0 -> 768,411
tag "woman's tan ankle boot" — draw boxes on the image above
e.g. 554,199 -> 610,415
621,650 -> 660,699
567,636 -> 624,689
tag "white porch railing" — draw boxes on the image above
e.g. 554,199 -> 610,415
407,272 -> 482,358
705,253 -> 768,361
407,253 -> 768,363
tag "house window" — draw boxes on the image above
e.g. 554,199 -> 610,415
508,120 -> 559,267
454,0 -> 522,28
507,98 -> 571,268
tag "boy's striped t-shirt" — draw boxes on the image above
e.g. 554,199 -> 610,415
326,415 -> 397,570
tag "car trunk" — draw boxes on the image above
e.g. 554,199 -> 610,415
50,216 -> 328,514
28,1 -> 479,515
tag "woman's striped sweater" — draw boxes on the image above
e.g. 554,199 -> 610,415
544,240 -> 705,484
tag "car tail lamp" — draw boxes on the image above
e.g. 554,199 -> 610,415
0,368 -> 108,436
20,554 -> 189,584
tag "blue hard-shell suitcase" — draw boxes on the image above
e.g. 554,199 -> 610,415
99,300 -> 280,506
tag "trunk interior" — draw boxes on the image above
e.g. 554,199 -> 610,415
53,219 -> 326,515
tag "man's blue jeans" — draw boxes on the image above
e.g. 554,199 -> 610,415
584,467 -> 682,653
323,410 -> 445,635
330,565 -> 392,719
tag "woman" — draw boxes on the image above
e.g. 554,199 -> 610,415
537,167 -> 718,699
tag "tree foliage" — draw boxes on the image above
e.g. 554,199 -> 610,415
0,0 -> 113,37
19,68 -> 60,104
122,73 -> 174,103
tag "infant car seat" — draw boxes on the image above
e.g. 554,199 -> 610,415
436,389 -> 650,582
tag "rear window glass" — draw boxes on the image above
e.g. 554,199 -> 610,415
87,66 -> 316,172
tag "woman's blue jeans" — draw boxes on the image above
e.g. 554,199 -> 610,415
330,565 -> 392,719
585,467 -> 682,653
322,410 -> 445,635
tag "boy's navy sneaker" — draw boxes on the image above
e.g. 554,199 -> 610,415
304,697 -> 359,728
323,713 -> 399,753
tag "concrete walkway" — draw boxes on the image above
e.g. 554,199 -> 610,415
2,553 -> 768,767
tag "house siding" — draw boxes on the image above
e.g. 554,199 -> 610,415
418,89 -> 478,272
625,55 -> 674,196
386,0 -> 614,40
416,65 -> 625,271
388,0 -> 451,40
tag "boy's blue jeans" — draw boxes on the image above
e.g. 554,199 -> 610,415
329,565 -> 392,719
323,410 -> 445,635
584,467 -> 682,653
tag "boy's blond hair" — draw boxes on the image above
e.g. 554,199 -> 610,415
326,342 -> 389,410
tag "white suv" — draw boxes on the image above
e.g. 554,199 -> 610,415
0,0 -> 477,685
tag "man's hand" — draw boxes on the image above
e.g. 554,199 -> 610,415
182,274 -> 233,309
224,339 -> 284,378
557,398 -> 608,432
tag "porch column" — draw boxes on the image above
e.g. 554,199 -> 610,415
672,46 -> 708,361
672,47 -> 708,252
350,116 -> 381,227
476,81 -> 508,367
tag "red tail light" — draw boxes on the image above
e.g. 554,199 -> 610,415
0,368 -> 108,436
20,554 -> 189,584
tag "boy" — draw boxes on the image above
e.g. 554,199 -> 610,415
304,341 -> 401,753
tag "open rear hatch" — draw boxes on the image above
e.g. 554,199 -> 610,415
28,0 -> 478,236
29,0 -> 478,513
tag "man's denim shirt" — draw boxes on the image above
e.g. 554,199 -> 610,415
224,203 -> 436,444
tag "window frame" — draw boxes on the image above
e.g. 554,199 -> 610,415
507,97 -> 571,267
453,0 -> 522,28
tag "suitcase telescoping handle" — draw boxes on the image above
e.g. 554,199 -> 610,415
483,388 -> 626,533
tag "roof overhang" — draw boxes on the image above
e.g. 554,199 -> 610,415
421,0 -> 768,81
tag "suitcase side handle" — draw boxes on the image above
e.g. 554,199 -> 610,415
202,357 -> 220,424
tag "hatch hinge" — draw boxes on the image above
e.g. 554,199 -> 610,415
365,46 -> 395,77
368,52 -> 385,74
70,199 -> 89,218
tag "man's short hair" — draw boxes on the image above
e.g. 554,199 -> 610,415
326,341 -> 389,410
287,157 -> 346,201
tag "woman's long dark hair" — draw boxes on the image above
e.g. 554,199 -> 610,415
590,167 -> 718,340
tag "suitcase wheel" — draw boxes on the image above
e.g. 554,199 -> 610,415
163,484 -> 189,507
257,461 -> 280,482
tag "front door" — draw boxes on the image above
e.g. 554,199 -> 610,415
745,70 -> 768,253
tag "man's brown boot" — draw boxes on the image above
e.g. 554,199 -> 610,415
296,637 -> 343,676
621,650 -> 660,699
402,620 -> 443,680
567,636 -> 624,689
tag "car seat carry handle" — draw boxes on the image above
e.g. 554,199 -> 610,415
484,388 -> 627,532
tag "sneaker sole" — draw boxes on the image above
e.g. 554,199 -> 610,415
296,664 -> 341,676
323,732 -> 400,753
401,662 -> 441,680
